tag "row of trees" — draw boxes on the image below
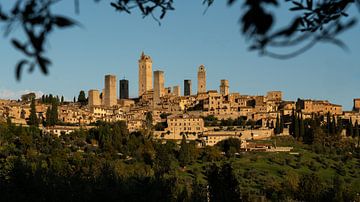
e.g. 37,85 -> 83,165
28,97 -> 59,127
1,118 -> 359,201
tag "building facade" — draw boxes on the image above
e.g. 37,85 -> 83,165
104,75 -> 117,107
138,52 -> 153,97
197,65 -> 206,94
88,89 -> 101,107
173,85 -> 180,97
153,70 -> 165,104
184,80 -> 192,96
220,79 -> 229,96
119,79 -> 129,99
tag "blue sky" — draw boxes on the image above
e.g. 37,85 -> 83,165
0,1 -> 359,110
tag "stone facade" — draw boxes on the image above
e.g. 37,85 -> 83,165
184,80 -> 192,96
197,65 -> 206,94
162,114 -> 204,140
354,98 -> 360,111
104,75 -> 117,107
297,99 -> 342,115
173,85 -> 180,97
220,79 -> 229,96
119,79 -> 129,99
88,89 -> 101,107
153,70 -> 165,105
138,52 -> 153,97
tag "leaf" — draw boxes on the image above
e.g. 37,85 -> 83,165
16,60 -> 29,81
37,56 -> 51,75
306,0 -> 312,9
290,7 -> 304,11
11,39 -> 26,52
53,16 -> 76,28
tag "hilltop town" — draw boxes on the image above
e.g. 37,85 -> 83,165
1,52 -> 359,147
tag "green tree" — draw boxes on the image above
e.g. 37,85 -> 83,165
178,135 -> 190,167
207,162 -> 241,202
294,113 -> 299,139
354,120 -> 359,146
275,114 -> 280,134
50,101 -> 59,126
298,173 -> 323,201
145,111 -> 153,130
28,98 -> 38,126
216,138 -> 240,158
77,90 -> 87,105
299,114 -> 305,140
45,106 -> 51,127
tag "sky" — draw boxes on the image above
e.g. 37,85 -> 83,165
0,1 -> 359,110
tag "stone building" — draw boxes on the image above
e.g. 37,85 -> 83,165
163,114 -> 205,140
184,79 -> 192,96
197,65 -> 206,94
88,89 -> 101,107
104,75 -> 117,107
267,91 -> 282,101
296,99 -> 342,115
354,98 -> 360,112
219,79 -> 229,96
138,52 -> 153,97
153,70 -> 165,104
119,79 -> 129,99
173,85 -> 180,97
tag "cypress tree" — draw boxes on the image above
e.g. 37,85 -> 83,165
61,96 -> 64,103
28,98 -> 38,126
45,107 -> 51,127
294,113 -> 299,139
50,101 -> 59,126
275,114 -> 280,134
349,118 -> 354,137
78,90 -> 87,105
326,112 -> 331,135
280,114 -> 284,133
331,114 -> 336,136
289,109 -> 296,137
299,113 -> 305,140
355,121 -> 359,141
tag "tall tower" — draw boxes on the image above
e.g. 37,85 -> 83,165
197,64 -> 206,94
88,89 -> 101,107
354,98 -> 360,111
220,79 -> 229,96
138,52 -> 153,97
104,75 -> 117,107
184,80 -> 192,96
119,79 -> 129,99
173,85 -> 180,97
153,70 -> 164,104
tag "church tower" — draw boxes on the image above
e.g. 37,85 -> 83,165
197,64 -> 206,94
138,52 -> 153,97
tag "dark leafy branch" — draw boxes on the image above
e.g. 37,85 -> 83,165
0,0 -> 359,80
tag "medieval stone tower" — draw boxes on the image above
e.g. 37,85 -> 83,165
197,64 -> 206,94
88,89 -> 101,107
220,79 -> 229,96
138,52 -> 153,97
104,75 -> 117,107
153,70 -> 164,104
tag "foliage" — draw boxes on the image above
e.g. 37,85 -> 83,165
20,92 -> 36,102
77,90 -> 87,105
0,121 -> 360,201
1,0 -> 359,79
28,98 -> 38,126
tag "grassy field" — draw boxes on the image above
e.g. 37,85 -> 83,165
178,137 -> 360,199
